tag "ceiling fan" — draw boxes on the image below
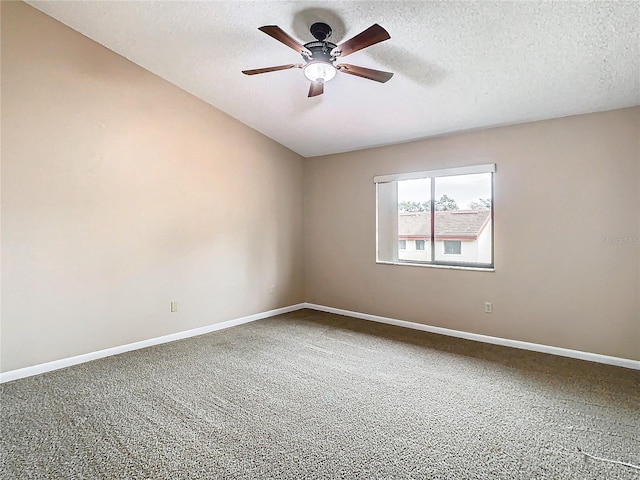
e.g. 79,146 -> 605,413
242,22 -> 393,97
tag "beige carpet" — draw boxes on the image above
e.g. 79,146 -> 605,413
1,309 -> 639,479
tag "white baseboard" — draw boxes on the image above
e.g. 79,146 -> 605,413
302,303 -> 640,371
0,303 -> 306,384
3,301 -> 637,383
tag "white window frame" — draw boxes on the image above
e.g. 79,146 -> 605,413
375,164 -> 495,271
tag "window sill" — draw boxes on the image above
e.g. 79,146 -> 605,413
376,260 -> 494,272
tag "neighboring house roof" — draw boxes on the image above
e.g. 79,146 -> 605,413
399,210 -> 491,240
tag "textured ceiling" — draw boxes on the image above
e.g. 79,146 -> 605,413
27,1 -> 640,158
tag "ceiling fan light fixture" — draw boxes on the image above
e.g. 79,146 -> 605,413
303,61 -> 337,83
243,23 -> 393,97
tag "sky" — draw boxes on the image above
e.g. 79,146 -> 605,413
397,173 -> 491,210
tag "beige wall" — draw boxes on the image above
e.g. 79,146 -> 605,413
2,2 -> 638,373
1,2 -> 304,372
305,108 -> 640,360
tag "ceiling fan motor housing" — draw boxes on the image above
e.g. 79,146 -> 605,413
302,41 -> 338,63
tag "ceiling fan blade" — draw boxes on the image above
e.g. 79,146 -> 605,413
308,82 -> 324,97
336,64 -> 394,83
242,64 -> 301,75
258,26 -> 312,56
332,24 -> 390,58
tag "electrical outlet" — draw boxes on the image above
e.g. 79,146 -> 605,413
484,302 -> 492,313
270,285 -> 276,295
170,301 -> 178,313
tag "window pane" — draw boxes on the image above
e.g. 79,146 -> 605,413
397,178 -> 431,262
444,240 -> 461,254
376,165 -> 494,269
434,173 -> 492,264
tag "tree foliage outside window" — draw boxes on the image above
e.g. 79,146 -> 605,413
468,198 -> 491,210
398,194 -> 460,212
399,196 -> 492,213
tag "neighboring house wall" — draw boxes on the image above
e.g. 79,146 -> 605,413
396,210 -> 491,264
399,238 -> 431,262
476,219 -> 492,264
434,238 -> 479,263
399,238 -> 482,263
1,2 -> 305,372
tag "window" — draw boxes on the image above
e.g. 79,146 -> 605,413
444,240 -> 461,255
375,164 -> 494,269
